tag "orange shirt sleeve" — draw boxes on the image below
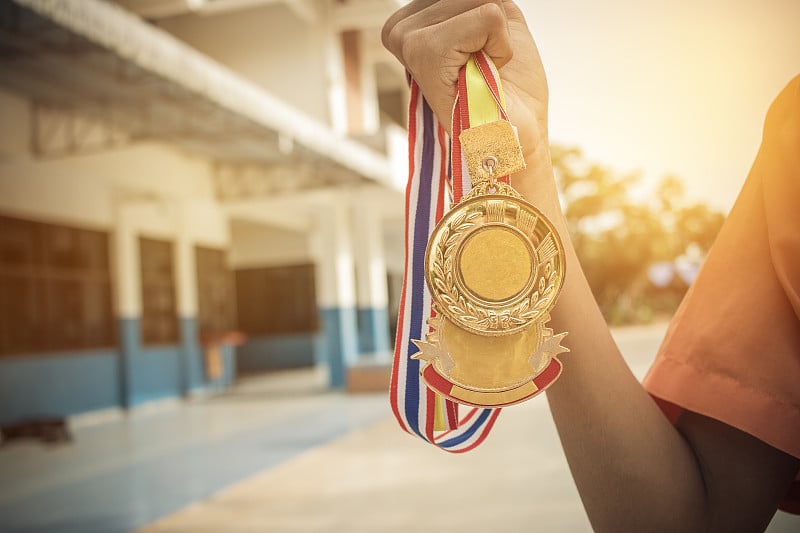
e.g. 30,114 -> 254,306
643,74 -> 800,512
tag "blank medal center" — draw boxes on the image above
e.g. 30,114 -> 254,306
459,227 -> 532,302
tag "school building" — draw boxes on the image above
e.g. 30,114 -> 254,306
0,0 -> 409,425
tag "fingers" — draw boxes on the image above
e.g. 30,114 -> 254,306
382,1 -> 514,128
383,0 -> 511,68
401,3 -> 513,78
446,3 -> 513,68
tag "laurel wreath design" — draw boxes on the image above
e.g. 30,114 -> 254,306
428,205 -> 560,335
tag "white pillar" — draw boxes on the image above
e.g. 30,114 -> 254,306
174,203 -> 198,320
113,207 -> 140,319
353,201 -> 390,356
312,200 -> 358,387
112,205 -> 140,407
173,203 -> 200,394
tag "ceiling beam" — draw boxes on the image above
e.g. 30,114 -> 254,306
116,0 -> 318,23
114,0 -> 204,19
14,0 -> 396,188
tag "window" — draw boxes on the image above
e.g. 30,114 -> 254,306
139,237 -> 178,345
0,215 -> 114,356
195,246 -> 234,338
235,264 -> 317,336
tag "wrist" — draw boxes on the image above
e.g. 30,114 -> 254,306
513,139 -> 564,228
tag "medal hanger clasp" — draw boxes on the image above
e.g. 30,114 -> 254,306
482,156 -> 498,190
458,119 -> 527,186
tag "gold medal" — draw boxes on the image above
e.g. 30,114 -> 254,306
412,119 -> 569,407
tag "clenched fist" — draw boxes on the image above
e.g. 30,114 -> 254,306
382,0 -> 549,164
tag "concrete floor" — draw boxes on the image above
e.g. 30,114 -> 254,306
140,389 -> 590,533
0,369 -> 387,533
1,323 -> 798,532
141,323 -> 799,533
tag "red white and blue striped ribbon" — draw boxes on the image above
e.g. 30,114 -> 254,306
389,52 -> 508,452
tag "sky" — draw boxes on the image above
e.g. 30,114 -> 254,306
517,0 -> 800,211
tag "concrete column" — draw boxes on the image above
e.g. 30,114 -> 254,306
353,202 -> 390,357
312,201 -> 358,388
112,207 -> 140,408
174,203 -> 203,395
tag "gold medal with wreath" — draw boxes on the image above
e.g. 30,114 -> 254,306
413,114 -> 570,406
424,179 -> 566,337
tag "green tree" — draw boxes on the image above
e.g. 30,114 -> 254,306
551,146 -> 725,324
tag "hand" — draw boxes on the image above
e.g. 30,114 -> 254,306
382,0 -> 549,162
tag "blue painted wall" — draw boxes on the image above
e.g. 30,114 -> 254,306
0,317 -> 236,425
119,318 -> 180,406
129,347 -> 182,406
356,306 -> 391,355
179,317 -> 206,393
235,306 -> 385,386
220,345 -> 236,387
0,350 -> 120,425
317,306 -> 359,388
236,334 -> 315,373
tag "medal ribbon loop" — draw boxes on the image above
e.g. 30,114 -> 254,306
389,52 -> 513,451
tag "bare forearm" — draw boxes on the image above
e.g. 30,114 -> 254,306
515,157 -> 708,532
547,267 -> 707,532
545,235 -> 797,531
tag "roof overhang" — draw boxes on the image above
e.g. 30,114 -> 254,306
0,0 -> 400,193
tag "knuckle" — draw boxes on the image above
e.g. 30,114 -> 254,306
381,15 -> 401,51
384,25 -> 400,56
478,2 -> 505,25
380,22 -> 392,50
399,28 -> 427,66
386,21 -> 415,61
381,3 -> 409,49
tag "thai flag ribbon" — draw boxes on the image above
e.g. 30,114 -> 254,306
389,52 -> 511,452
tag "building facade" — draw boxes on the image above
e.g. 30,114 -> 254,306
0,0 -> 409,425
